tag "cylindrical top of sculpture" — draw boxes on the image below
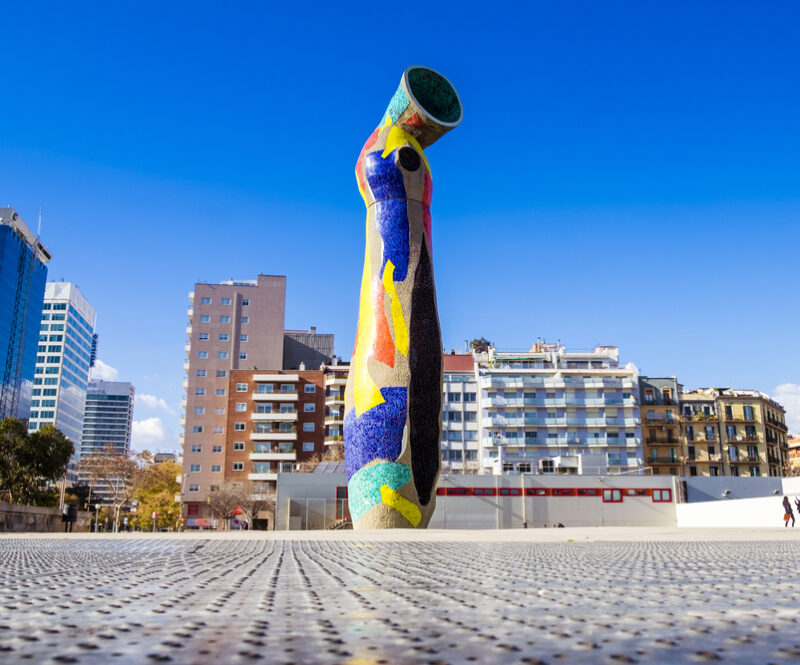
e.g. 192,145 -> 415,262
344,66 -> 462,529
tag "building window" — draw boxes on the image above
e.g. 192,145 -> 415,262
221,298 -> 231,305
192,426 -> 203,433
194,407 -> 205,414
236,402 -> 246,412
211,465 -> 221,472
216,370 -> 227,377
218,334 -> 229,341
198,333 -> 209,341
196,369 -> 207,377
190,464 -> 201,472
652,489 -> 672,502
200,315 -> 210,322
215,408 -> 224,415
240,334 -> 248,342
188,484 -> 200,492
197,351 -> 208,359
304,384 -> 316,393
304,403 -> 315,413
233,442 -> 245,451
236,383 -> 248,392
303,423 -> 315,432
241,316 -> 249,324
239,353 -> 247,360
750,466 -> 761,477
201,297 -> 211,304
282,384 -> 294,392
213,426 -> 223,434
303,442 -> 315,452
232,462 -> 244,471
234,422 -> 246,431
217,352 -> 228,359
464,412 -> 477,422
212,445 -> 222,453
220,316 -> 230,323
215,389 -> 226,396
257,404 -> 272,414
242,299 -> 249,306
191,445 -> 202,453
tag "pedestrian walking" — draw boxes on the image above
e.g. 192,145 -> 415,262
783,496 -> 795,527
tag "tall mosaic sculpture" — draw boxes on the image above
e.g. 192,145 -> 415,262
344,66 -> 463,529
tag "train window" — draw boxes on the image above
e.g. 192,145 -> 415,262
499,488 -> 522,496
626,489 -> 648,496
602,489 -> 622,503
447,487 -> 469,496
436,487 -> 447,496
577,488 -> 599,496
551,488 -> 576,496
652,489 -> 672,502
336,486 -> 348,499
526,488 -> 548,496
474,488 -> 497,496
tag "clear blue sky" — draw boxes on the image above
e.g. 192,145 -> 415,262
3,1 -> 799,448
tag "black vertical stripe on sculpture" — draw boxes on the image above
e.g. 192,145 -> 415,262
408,241 -> 441,507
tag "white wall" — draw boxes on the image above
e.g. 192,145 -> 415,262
676,493 -> 800,528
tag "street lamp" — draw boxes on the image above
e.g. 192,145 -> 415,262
94,503 -> 100,533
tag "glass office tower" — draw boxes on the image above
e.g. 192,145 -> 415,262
0,208 -> 51,420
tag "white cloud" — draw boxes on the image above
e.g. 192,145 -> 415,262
132,417 -> 175,451
136,393 -> 176,414
91,359 -> 119,381
773,384 -> 800,436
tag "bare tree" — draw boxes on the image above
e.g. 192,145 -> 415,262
236,481 -> 276,528
206,482 -> 243,530
77,446 -> 152,531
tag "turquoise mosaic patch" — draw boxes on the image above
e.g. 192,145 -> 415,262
383,86 -> 409,124
348,462 -> 412,523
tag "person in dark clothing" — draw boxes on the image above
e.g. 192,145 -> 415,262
782,496 -> 795,527
66,504 -> 78,532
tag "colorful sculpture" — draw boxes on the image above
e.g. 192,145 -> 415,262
344,66 -> 463,529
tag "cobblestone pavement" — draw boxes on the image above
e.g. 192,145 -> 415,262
2,534 -> 800,664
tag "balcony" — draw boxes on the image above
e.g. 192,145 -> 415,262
325,374 -> 348,386
727,435 -> 760,443
325,415 -> 344,424
647,457 -> 681,465
248,472 -> 278,482
251,431 -> 296,441
254,373 -> 298,382
252,391 -> 297,401
251,412 -> 297,422
250,452 -> 296,462
645,438 -> 680,445
324,435 -> 344,445
326,394 -> 345,406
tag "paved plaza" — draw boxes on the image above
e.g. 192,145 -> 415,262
2,528 -> 800,664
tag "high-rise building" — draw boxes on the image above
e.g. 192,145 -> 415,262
283,327 -> 334,370
181,275 -> 287,514
0,207 -> 51,420
477,343 -> 642,474
28,282 -> 96,454
81,380 -> 135,457
442,354 -> 479,473
640,377 -> 683,475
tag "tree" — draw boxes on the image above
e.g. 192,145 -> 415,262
0,418 -> 73,505
206,482 -> 243,530
77,446 -> 152,532
236,481 -> 275,529
469,337 -> 492,353
131,460 -> 181,531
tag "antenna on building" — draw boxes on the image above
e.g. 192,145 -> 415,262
37,208 -> 42,236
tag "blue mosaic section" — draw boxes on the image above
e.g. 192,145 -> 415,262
347,461 -> 412,523
383,85 -> 409,124
375,198 -> 409,281
364,150 -> 405,202
344,387 -> 407,480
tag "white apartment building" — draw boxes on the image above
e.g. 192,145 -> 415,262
441,354 -> 479,473
28,282 -> 96,456
477,342 -> 642,474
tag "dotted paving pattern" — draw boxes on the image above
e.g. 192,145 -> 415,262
2,538 -> 800,664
